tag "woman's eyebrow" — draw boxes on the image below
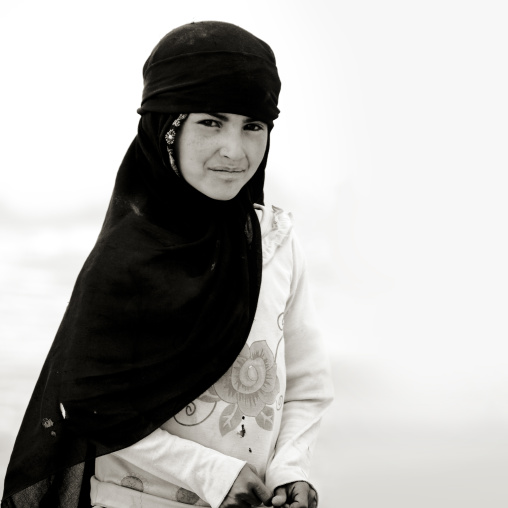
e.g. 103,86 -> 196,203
207,113 -> 262,124
208,112 -> 230,121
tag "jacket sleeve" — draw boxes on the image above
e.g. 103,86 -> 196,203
264,232 -> 335,494
112,428 -> 246,508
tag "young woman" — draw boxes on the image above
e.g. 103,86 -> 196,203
2,21 -> 333,508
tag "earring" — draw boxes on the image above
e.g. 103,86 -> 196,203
165,129 -> 176,145
165,114 -> 188,176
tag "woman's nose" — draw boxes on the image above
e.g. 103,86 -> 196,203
219,130 -> 245,160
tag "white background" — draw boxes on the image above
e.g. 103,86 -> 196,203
1,1 -> 507,506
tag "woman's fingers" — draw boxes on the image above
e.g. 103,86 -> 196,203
253,476 -> 273,506
220,464 -> 273,508
309,487 -> 318,508
271,486 -> 287,507
288,481 -> 316,508
271,481 -> 318,508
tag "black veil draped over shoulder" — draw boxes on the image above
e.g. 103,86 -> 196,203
2,21 -> 280,508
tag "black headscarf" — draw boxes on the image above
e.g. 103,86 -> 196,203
2,21 -> 281,508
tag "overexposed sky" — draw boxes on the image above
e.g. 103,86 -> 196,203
2,0 -> 508,361
1,0 -> 507,369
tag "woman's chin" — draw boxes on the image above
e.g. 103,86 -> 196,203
195,183 -> 244,201
207,190 -> 241,201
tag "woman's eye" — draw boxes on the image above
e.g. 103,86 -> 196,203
244,123 -> 264,131
199,119 -> 221,128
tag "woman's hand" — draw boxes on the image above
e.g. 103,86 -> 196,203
271,481 -> 317,508
219,464 -> 273,507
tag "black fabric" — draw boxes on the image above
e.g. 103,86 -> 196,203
138,21 -> 281,127
2,21 -> 280,508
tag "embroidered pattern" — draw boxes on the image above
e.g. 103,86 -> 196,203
176,487 -> 201,505
174,388 -> 219,426
173,340 -> 281,435
121,475 -> 144,492
214,340 -> 280,434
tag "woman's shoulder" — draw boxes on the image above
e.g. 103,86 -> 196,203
254,203 -> 294,266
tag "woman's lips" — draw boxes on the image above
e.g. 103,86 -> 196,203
209,167 -> 246,173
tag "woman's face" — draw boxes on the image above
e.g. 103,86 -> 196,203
175,113 -> 268,200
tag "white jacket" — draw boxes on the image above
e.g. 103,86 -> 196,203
91,204 -> 334,508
